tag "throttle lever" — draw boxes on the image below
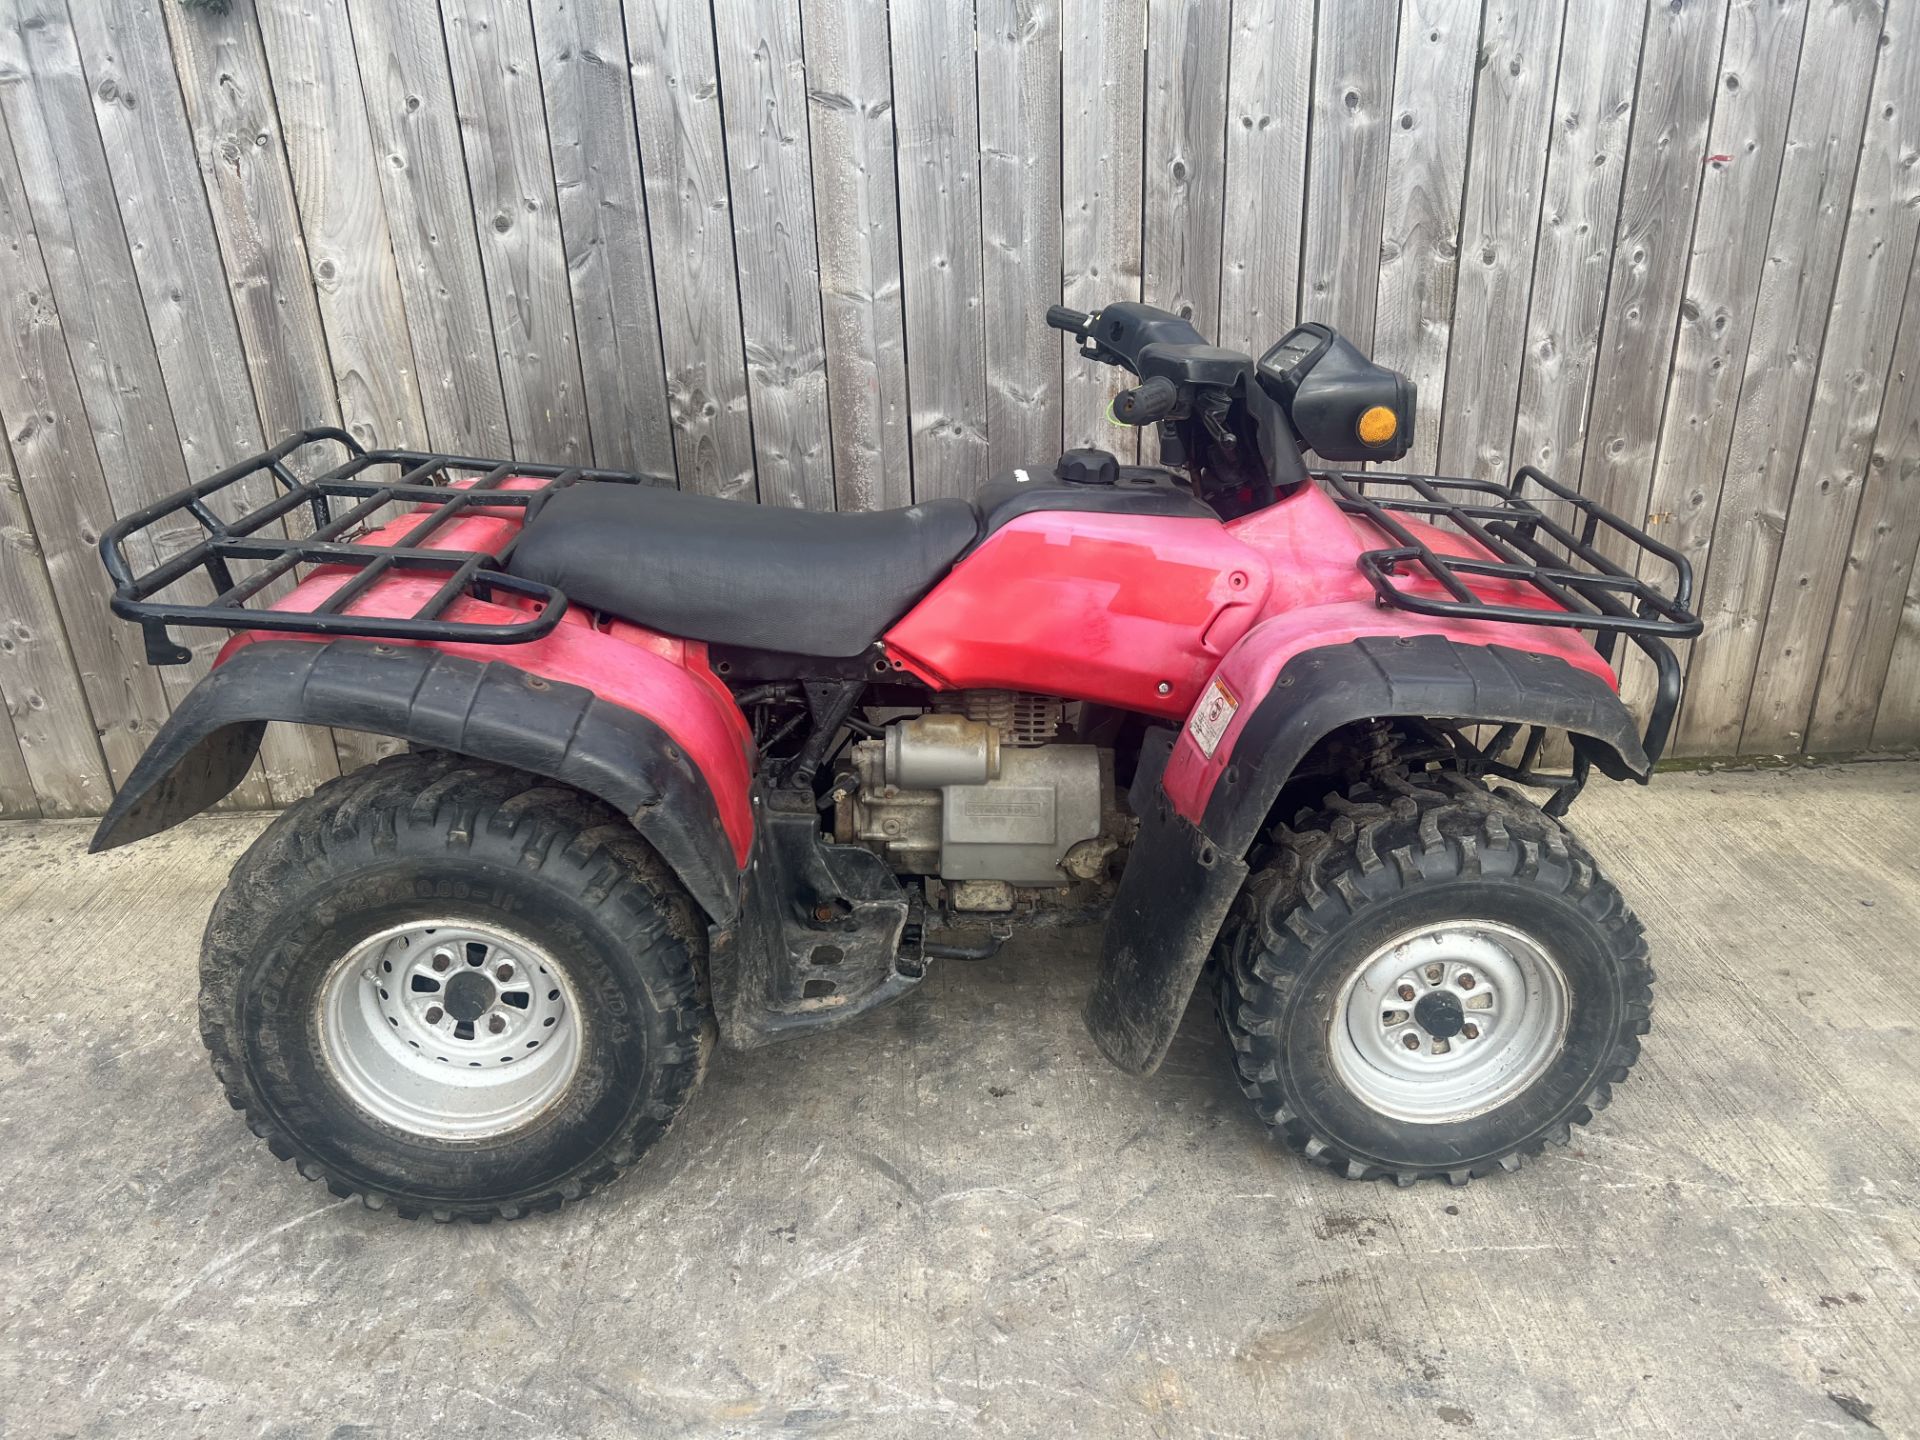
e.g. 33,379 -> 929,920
1198,392 -> 1234,444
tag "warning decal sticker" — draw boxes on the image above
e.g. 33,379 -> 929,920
1186,678 -> 1239,759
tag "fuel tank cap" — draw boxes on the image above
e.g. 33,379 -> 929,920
1055,447 -> 1120,486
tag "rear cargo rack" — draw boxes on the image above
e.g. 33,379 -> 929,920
1321,464 -> 1702,799
98,427 -> 657,666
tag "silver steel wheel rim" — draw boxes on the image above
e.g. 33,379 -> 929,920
1329,920 -> 1569,1125
318,920 -> 584,1141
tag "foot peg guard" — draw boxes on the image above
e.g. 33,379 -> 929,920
710,790 -> 926,1048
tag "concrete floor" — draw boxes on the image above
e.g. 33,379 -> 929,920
0,763 -> 1917,1438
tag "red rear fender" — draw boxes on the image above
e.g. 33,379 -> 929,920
219,619 -> 757,869
94,634 -> 754,924
242,494 -> 758,868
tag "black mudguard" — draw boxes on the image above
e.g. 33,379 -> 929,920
708,789 -> 922,1050
1087,635 -> 1651,1075
89,639 -> 743,924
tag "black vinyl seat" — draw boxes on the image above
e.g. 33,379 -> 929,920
507,482 -> 979,658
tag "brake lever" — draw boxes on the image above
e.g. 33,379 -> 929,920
1199,393 -> 1234,445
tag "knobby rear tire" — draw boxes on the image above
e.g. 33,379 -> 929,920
199,751 -> 713,1221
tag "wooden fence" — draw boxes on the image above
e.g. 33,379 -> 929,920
0,0 -> 1916,820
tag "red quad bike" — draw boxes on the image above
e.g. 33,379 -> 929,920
95,302 -> 1699,1219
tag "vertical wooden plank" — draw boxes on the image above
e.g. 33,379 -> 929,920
1218,0 -> 1313,359
527,0 -> 675,478
81,0 -> 338,801
1574,0 -> 1727,535
0,418 -> 110,815
1508,0 -> 1647,482
0,12 -> 178,573
978,0 -> 1063,472
1616,0 -> 1803,739
1371,0 -> 1477,474
0,94 -> 170,791
1435,0 -> 1565,480
0,0 -> 281,808
801,0 -> 912,511
253,0 -> 425,778
1298,0 -> 1398,339
890,0 -> 987,500
624,0 -> 758,500
255,0 -> 430,453
0,2 -> 192,533
1633,0 -> 1803,581
713,0 -> 834,508
0,685 -> 37,819
1871,549 -> 1920,750
165,2 -> 347,448
1061,0 -> 1144,450
0,449 -> 38,815
65,0 -> 259,470
1740,6 -> 1920,753
1676,0 -> 1884,753
441,0 -> 591,463
1809,241 -> 1920,751
1142,0 -> 1231,340
166,0 -> 368,794
347,0 -> 512,455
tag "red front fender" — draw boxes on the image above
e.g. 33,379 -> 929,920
1089,628 -> 1647,1075
1160,603 -> 1625,831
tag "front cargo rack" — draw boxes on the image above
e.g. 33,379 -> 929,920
99,427 -> 657,666
1321,464 -> 1703,801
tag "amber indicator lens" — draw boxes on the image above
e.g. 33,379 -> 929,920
1357,405 -> 1398,446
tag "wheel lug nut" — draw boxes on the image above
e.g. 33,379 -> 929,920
431,953 -> 450,973
488,1014 -> 506,1035
425,1005 -> 443,1024
1462,1023 -> 1480,1040
1402,1033 -> 1421,1050
1459,973 -> 1476,990
1425,965 -> 1443,983
495,962 -> 514,982
1397,984 -> 1416,1002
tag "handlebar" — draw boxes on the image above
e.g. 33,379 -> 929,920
1046,304 -> 1092,337
1110,376 -> 1180,426
1051,297 -> 1311,506
1052,305 -> 1182,424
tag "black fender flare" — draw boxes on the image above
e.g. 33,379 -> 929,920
89,640 -> 744,924
1087,635 -> 1651,1075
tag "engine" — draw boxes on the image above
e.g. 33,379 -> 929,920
831,692 -> 1122,911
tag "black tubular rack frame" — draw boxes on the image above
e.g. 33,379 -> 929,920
98,427 -> 659,666
1320,464 -> 1702,782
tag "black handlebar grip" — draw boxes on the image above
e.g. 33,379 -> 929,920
1111,375 -> 1179,425
1046,305 -> 1092,335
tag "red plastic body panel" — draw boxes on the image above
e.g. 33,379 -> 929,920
887,482 -> 1619,825
882,512 -> 1270,718
226,479 -> 757,865
228,472 -> 1621,863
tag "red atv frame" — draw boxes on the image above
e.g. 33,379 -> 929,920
96,302 -> 1697,1219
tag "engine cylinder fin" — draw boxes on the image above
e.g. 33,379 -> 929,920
932,690 -> 1063,746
